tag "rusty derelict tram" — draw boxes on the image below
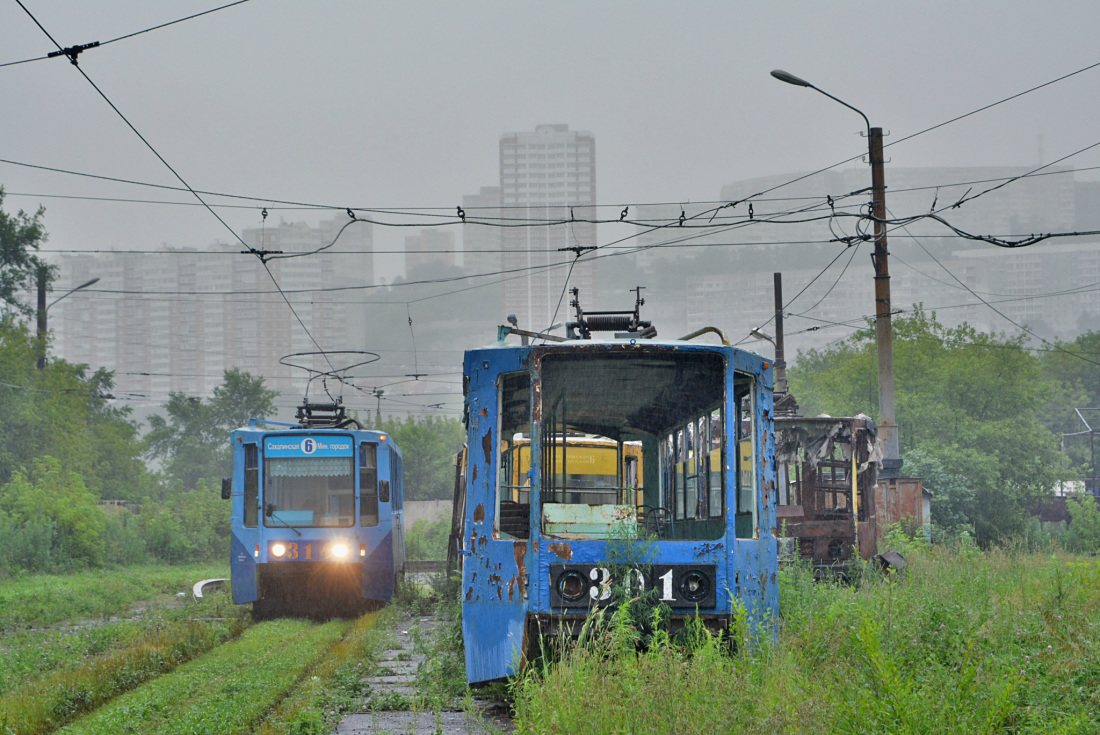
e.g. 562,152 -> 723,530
457,290 -> 779,684
224,399 -> 405,617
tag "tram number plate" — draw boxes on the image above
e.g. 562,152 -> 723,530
549,563 -> 717,609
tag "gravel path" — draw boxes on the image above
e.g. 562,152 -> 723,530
336,612 -> 512,735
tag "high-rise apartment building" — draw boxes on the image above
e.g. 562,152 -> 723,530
500,124 -> 597,332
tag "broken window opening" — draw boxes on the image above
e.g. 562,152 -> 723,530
538,350 -> 736,541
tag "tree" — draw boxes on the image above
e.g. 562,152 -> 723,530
789,308 -> 1063,546
0,188 -> 51,318
1038,331 -> 1100,475
371,414 -> 465,500
0,320 -> 153,501
145,368 -> 277,491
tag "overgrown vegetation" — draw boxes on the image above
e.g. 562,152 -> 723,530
253,610 -> 390,735
0,595 -> 248,735
56,619 -> 346,735
511,545 -> 1100,733
405,516 -> 450,561
144,368 -> 277,491
0,564 -> 227,631
788,308 -> 1093,546
368,415 -> 465,500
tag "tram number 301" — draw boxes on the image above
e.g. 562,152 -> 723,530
549,563 -> 717,609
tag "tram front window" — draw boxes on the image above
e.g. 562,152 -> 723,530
264,456 -> 355,528
538,350 -> 729,541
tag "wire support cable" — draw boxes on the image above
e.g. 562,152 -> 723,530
1,0 -> 252,68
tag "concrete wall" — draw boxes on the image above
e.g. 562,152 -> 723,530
405,499 -> 452,528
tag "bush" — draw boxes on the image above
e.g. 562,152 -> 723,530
102,515 -> 147,566
0,457 -> 106,573
1066,494 -> 1100,553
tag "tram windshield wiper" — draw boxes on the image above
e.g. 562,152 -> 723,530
264,503 -> 303,536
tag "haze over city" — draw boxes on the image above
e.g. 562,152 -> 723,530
4,0 -> 1100,416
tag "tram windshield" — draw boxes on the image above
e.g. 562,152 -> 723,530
530,349 -> 749,541
264,456 -> 355,528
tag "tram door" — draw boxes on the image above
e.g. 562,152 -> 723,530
462,347 -> 533,684
230,437 -> 261,603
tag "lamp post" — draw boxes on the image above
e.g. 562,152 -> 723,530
771,69 -> 901,477
37,275 -> 99,370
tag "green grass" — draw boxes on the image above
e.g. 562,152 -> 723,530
0,564 -> 229,632
252,608 -> 394,735
0,590 -> 243,700
511,546 -> 1100,734
0,594 -> 248,735
57,619 -> 347,735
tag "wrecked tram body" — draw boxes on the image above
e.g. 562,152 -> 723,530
459,327 -> 779,684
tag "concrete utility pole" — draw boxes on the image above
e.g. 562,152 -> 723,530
772,272 -> 787,396
36,266 -> 47,370
36,274 -> 100,370
771,70 -> 900,477
868,128 -> 900,477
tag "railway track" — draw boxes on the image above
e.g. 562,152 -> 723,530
0,580 -> 508,735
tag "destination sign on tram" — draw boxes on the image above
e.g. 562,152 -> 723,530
264,436 -> 353,458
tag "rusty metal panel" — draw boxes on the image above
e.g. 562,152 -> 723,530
775,415 -> 882,563
876,476 -> 926,528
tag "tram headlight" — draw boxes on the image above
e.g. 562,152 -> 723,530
557,569 -> 588,603
679,569 -> 711,603
329,542 -> 349,559
271,542 -> 287,558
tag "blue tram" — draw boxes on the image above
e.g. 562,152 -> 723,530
459,307 -> 779,684
223,402 -> 405,616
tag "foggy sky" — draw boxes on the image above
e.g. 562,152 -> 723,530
3,0 -> 1099,281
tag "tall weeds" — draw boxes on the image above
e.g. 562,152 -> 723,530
512,546 -> 1100,734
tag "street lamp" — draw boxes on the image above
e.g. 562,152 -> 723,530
36,276 -> 99,369
771,69 -> 901,478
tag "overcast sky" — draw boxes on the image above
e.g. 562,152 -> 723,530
3,0 -> 1099,280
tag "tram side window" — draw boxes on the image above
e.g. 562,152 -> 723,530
735,387 -> 757,539
244,444 -> 259,527
709,409 -> 723,518
497,372 -> 531,540
360,444 -> 379,527
392,451 -> 403,511
661,406 -> 722,525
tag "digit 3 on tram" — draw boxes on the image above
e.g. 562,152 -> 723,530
456,292 -> 779,684
222,400 -> 405,618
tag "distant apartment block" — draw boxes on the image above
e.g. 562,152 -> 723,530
461,186 -> 502,276
50,215 -> 372,404
404,229 -> 456,276
664,166 -> 1100,356
500,124 -> 597,332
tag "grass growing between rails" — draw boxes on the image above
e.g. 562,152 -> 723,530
0,593 -> 249,735
56,618 -> 347,735
252,609 -> 388,735
0,564 -> 229,631
511,545 -> 1100,734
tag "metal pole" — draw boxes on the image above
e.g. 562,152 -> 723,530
1091,429 -> 1096,496
869,127 -> 901,478
773,272 -> 787,396
36,266 -> 47,370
